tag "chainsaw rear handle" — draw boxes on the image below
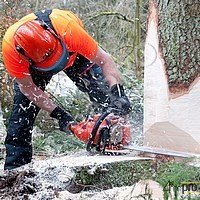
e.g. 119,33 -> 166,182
86,107 -> 119,151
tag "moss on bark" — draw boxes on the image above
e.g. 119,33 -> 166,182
74,159 -> 153,191
155,0 -> 200,93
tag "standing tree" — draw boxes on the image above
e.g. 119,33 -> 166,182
134,0 -> 143,79
144,0 -> 200,153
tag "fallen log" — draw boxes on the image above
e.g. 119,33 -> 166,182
0,153 -> 152,199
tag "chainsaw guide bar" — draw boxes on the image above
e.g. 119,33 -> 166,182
87,145 -> 198,158
123,145 -> 199,158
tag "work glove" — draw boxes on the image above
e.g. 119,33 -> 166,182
110,84 -> 131,115
50,106 -> 75,133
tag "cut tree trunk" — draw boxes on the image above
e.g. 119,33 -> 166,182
144,0 -> 200,153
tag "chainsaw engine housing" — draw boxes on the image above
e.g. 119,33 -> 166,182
72,114 -> 131,153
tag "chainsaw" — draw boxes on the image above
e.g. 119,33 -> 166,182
70,108 -> 131,154
70,109 -> 195,158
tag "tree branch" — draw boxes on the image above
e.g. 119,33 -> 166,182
86,11 -> 135,24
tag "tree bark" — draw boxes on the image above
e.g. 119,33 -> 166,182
155,0 -> 199,96
134,0 -> 143,79
0,102 -> 6,136
0,102 -> 6,159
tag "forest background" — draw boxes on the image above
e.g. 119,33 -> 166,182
0,0 -> 148,155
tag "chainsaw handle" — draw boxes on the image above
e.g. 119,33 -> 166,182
86,108 -> 114,151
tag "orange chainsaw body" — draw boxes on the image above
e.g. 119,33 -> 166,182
70,114 -> 131,150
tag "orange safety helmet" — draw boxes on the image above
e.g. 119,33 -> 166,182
14,20 -> 69,74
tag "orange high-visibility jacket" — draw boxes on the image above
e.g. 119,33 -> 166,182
2,9 -> 98,78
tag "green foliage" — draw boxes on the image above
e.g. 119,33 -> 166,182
74,160 -> 152,190
33,130 -> 85,156
33,90 -> 91,155
155,161 -> 200,200
49,89 -> 94,122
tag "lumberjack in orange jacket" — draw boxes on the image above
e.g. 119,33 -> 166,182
2,9 -> 131,170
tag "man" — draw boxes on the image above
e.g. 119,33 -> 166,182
2,9 -> 131,170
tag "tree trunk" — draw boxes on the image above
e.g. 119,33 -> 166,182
144,0 -> 200,153
0,102 -> 6,137
0,102 -> 6,158
0,155 -> 153,199
134,0 -> 142,79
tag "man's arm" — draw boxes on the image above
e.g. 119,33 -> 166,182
16,76 -> 57,113
90,46 -> 131,115
16,75 -> 75,132
90,46 -> 121,87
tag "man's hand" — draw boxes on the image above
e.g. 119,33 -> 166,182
50,106 -> 75,132
110,84 -> 131,115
